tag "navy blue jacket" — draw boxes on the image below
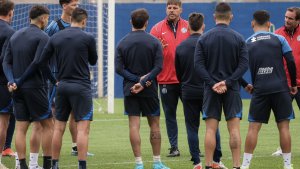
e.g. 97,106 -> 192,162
175,33 -> 204,99
3,24 -> 50,88
0,19 -> 15,85
115,30 -> 163,97
194,24 -> 248,91
246,31 -> 296,95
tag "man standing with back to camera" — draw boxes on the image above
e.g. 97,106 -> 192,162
17,8 -> 97,169
175,12 -> 228,169
194,2 -> 248,169
271,6 -> 300,158
45,0 -> 93,157
3,5 -> 54,169
150,0 -> 189,157
0,0 -> 15,168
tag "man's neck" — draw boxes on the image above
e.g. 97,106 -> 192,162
30,22 -> 42,29
190,30 -> 203,35
216,20 -> 230,25
168,17 -> 180,25
132,27 -> 146,31
61,12 -> 71,23
0,16 -> 10,23
71,22 -> 83,29
285,24 -> 299,33
254,26 -> 269,33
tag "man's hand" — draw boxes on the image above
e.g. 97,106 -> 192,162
158,38 -> 168,48
212,81 -> 227,94
131,83 -> 144,94
7,82 -> 17,92
290,86 -> 298,95
244,84 -> 254,94
140,74 -> 152,87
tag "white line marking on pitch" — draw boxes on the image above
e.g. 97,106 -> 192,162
59,155 -> 278,168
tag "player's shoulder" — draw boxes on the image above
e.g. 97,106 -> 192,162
45,19 -> 61,36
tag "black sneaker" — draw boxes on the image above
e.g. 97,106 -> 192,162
167,147 -> 180,157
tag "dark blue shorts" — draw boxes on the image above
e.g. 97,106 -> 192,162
202,87 -> 242,121
124,96 -> 160,116
249,92 -> 294,123
48,83 -> 56,108
0,85 -> 13,114
13,88 -> 52,121
55,82 -> 93,122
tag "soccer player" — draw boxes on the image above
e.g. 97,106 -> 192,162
175,12 -> 227,169
116,8 -> 169,169
194,2 -> 248,169
241,10 -> 297,169
0,0 -> 15,168
2,5 -> 54,169
271,7 -> 300,157
21,8 -> 97,169
45,0 -> 86,156
150,0 -> 189,157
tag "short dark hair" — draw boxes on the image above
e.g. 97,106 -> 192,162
214,2 -> 232,20
188,12 -> 204,32
29,5 -> 50,20
253,10 -> 270,26
131,8 -> 149,29
59,0 -> 72,7
71,7 -> 88,23
0,0 -> 14,16
167,0 -> 182,7
287,7 -> 300,20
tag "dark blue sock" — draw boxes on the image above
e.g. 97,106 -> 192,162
78,160 -> 86,169
19,159 -> 28,169
3,114 -> 15,150
52,159 -> 59,169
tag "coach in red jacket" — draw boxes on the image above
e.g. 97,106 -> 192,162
150,0 -> 189,157
271,7 -> 300,157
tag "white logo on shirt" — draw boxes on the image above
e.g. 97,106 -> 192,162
297,35 -> 300,41
251,35 -> 271,43
251,37 -> 256,42
257,67 -> 273,75
162,32 -> 167,35
181,27 -> 187,33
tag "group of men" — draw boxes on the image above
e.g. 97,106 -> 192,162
0,0 -> 97,169
116,0 -> 300,169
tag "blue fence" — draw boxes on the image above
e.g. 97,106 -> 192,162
114,2 -> 299,98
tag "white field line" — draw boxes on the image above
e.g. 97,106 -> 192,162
59,155 -> 277,167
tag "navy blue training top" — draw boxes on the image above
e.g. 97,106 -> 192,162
175,33 -> 204,99
3,24 -> 49,88
0,19 -> 15,85
115,30 -> 163,97
40,27 -> 98,86
45,18 -> 70,74
246,31 -> 296,95
194,23 -> 249,91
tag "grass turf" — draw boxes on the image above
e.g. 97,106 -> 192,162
2,99 -> 300,169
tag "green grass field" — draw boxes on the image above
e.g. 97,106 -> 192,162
2,99 -> 300,169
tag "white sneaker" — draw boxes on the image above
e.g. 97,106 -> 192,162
15,165 -> 20,169
241,166 -> 249,169
284,164 -> 294,169
0,163 -> 8,169
271,147 -> 283,156
29,165 -> 43,169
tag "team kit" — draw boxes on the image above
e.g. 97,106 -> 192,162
0,0 -> 300,169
